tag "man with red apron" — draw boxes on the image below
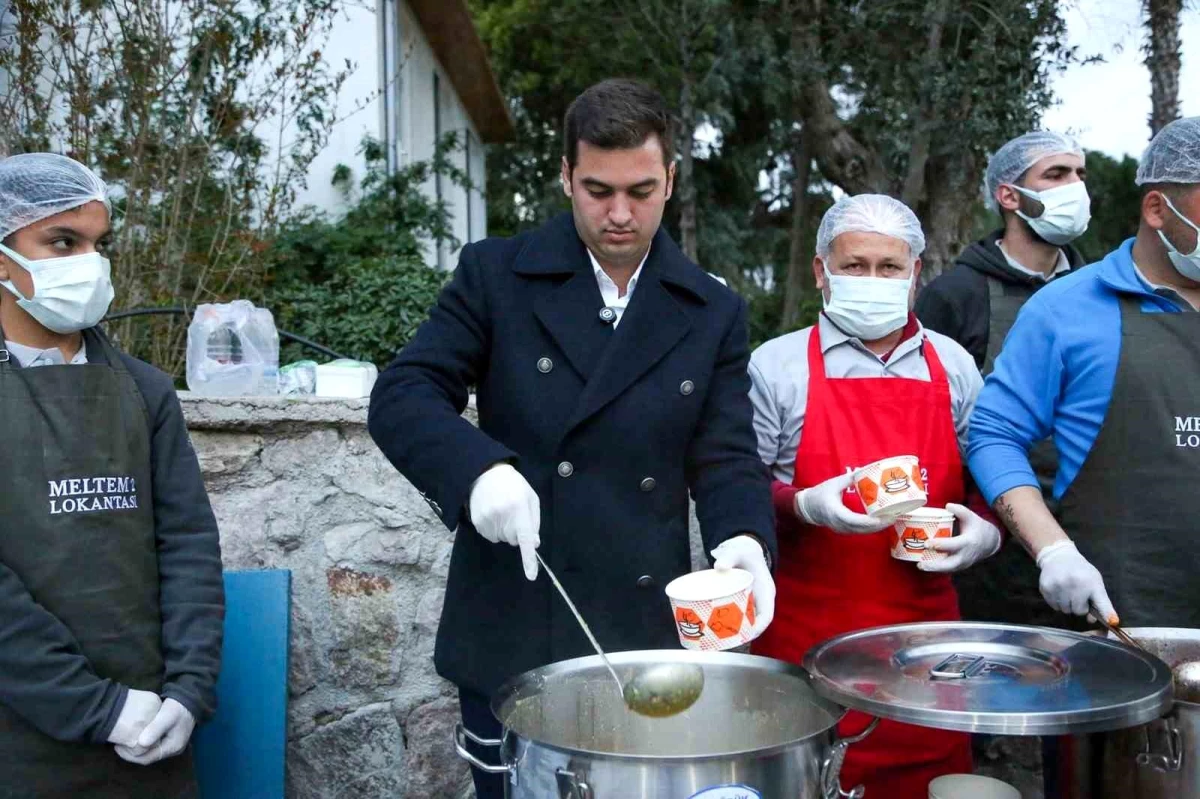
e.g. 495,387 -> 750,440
749,194 -> 1003,797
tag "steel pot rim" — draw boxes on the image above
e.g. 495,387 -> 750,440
489,649 -> 850,763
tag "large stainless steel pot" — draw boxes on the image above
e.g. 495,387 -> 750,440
453,650 -> 876,799
1060,628 -> 1200,798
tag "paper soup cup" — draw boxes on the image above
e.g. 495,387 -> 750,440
664,568 -> 756,651
891,507 -> 955,563
853,455 -> 927,518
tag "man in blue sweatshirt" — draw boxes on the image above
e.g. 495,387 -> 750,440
968,116 -> 1200,630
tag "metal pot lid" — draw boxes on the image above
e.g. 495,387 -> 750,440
802,622 -> 1174,736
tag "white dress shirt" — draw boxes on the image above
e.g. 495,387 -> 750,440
587,247 -> 650,328
4,339 -> 88,368
749,314 -> 983,484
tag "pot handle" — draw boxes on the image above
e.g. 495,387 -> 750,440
1136,713 -> 1184,773
454,722 -> 513,775
821,717 -> 880,799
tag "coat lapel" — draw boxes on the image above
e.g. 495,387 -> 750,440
515,214 -> 611,381
565,229 -> 707,433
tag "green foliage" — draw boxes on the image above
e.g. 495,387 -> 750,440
264,137 -> 462,368
0,0 -> 349,375
1074,150 -> 1143,263
470,0 -> 1080,338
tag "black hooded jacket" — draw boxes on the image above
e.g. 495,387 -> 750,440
915,230 -> 1087,369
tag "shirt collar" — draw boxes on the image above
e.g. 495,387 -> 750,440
4,338 -> 88,367
588,245 -> 651,295
1131,260 -> 1196,311
818,312 -> 925,361
997,239 -> 1071,282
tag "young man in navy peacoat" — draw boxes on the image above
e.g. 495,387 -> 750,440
368,79 -> 776,798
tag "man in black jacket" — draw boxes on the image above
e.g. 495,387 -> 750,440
368,79 -> 776,799
916,131 -> 1089,373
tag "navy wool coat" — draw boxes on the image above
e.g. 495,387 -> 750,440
368,212 -> 775,697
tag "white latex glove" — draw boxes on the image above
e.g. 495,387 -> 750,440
795,472 -> 893,535
711,535 -> 775,638
1036,540 -> 1118,622
105,688 -> 162,747
468,463 -> 541,581
114,698 -> 195,766
919,503 -> 1002,573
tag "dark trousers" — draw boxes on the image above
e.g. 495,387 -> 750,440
459,685 -> 505,799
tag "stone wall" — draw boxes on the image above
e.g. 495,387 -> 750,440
182,394 -> 477,799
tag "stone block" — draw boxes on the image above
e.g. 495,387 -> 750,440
287,702 -> 405,799
403,697 -> 473,799
326,566 -> 405,689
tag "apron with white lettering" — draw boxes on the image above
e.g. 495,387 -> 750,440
1054,294 -> 1200,627
955,276 -> 1064,628
0,327 -> 196,798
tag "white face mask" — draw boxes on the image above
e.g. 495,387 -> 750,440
1009,181 -> 1091,245
0,243 -> 114,334
821,264 -> 912,341
1158,194 -> 1200,282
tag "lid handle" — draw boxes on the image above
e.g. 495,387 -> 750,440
930,653 -> 986,680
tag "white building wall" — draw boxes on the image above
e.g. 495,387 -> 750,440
285,0 -> 489,265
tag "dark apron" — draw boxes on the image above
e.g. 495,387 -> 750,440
1055,294 -> 1200,627
0,327 -> 196,798
955,276 -> 1065,627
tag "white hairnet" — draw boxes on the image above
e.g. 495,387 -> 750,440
983,131 -> 1083,212
1136,117 -> 1200,185
815,194 -> 925,260
0,153 -> 110,241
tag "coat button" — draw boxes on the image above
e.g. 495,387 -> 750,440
537,357 -> 553,374
636,575 -> 654,589
639,477 -> 656,492
598,307 -> 617,323
679,380 -> 695,396
557,461 -> 574,478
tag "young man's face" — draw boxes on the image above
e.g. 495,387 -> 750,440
998,152 -> 1087,219
0,201 -> 111,299
561,136 -> 675,269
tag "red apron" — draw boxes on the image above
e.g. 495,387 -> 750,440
753,323 -> 972,797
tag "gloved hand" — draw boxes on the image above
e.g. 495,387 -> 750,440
712,535 -> 775,638
919,503 -> 1002,573
114,698 -> 195,766
105,689 -> 162,748
468,463 -> 541,581
795,472 -> 893,534
1036,540 -> 1118,622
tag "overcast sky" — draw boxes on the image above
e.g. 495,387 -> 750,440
1043,0 -> 1199,159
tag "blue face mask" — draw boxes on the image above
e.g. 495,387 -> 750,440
1158,194 -> 1200,283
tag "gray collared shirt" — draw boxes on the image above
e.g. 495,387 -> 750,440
749,314 -> 983,484
4,339 -> 88,368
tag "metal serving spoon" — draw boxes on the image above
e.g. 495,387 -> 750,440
535,552 -> 704,717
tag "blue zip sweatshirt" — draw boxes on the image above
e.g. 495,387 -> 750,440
968,239 -> 1190,504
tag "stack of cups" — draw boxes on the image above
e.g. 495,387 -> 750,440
852,454 -> 957,565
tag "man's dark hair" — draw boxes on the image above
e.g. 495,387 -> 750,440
1141,182 -> 1200,201
563,79 -> 675,171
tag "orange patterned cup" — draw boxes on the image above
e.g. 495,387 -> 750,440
891,507 -> 955,562
853,455 -> 927,518
664,568 -> 756,651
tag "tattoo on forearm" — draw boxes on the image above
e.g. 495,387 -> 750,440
994,495 -> 1021,538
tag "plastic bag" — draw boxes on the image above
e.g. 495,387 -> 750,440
186,300 -> 279,396
279,360 -> 317,396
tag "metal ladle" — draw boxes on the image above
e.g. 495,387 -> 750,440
535,552 -> 704,717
